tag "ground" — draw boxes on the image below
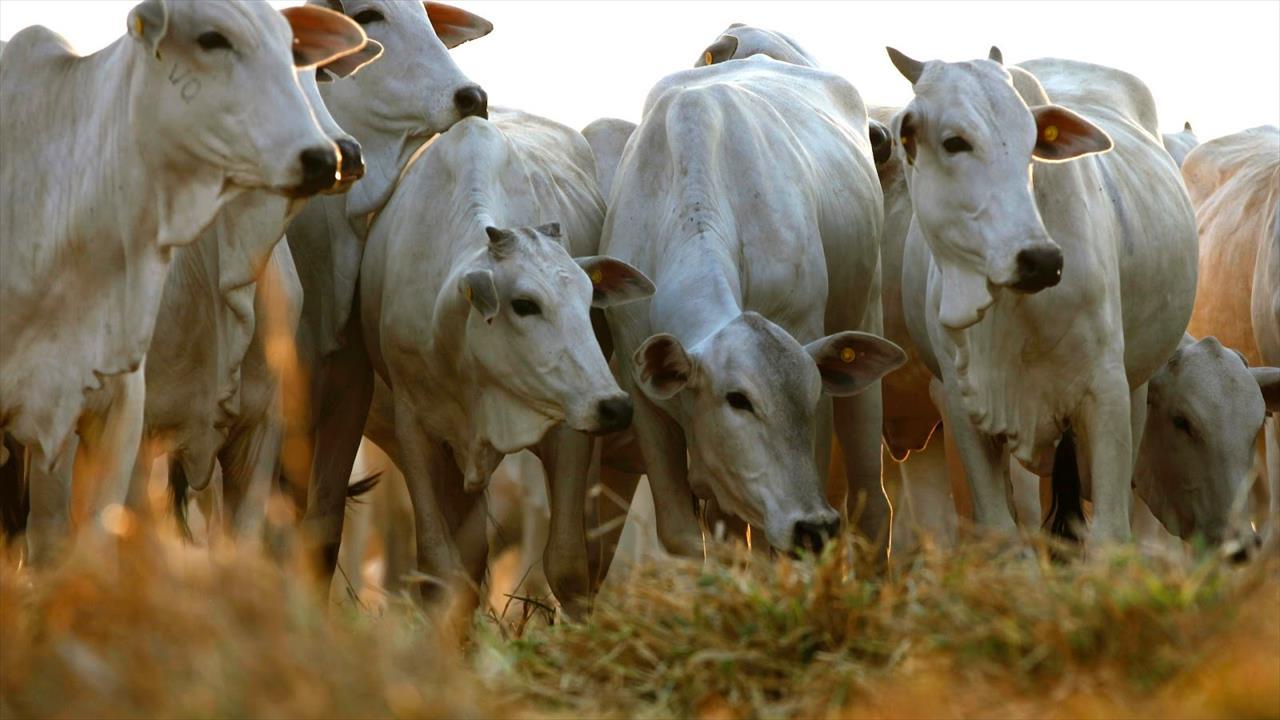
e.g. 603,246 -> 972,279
1,522 -> 1277,719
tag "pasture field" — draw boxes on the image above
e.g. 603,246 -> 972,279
2,524 -> 1277,719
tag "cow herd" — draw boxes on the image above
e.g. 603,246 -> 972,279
0,2 -> 1277,624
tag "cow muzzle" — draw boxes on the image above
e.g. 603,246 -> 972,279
586,396 -> 634,436
1007,244 -> 1064,293
324,138 -> 365,195
791,513 -> 842,555
285,146 -> 341,198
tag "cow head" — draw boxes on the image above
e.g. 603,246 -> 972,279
886,46 -> 1113,330
126,0 -> 367,198
1137,337 -> 1278,551
694,24 -> 817,68
633,314 -> 906,553
458,224 -> 654,451
298,36 -> 383,195
311,0 -> 493,217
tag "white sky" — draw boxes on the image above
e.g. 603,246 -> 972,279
2,1 -> 1277,141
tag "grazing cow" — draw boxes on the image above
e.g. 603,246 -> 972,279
283,1 -> 494,585
0,1 -> 367,563
1162,121 -> 1199,168
602,53 -> 904,559
893,48 -> 1198,545
137,56 -> 381,537
358,110 -> 654,615
1184,125 -> 1280,537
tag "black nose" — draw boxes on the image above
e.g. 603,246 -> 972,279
869,120 -> 893,166
593,397 -> 633,434
295,146 -> 339,196
454,85 -> 488,119
792,517 -> 841,554
1009,245 -> 1064,293
334,138 -> 364,182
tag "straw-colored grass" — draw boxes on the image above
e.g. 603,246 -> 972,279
2,525 -> 1277,719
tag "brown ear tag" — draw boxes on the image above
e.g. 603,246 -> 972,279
840,347 -> 857,363
464,285 -> 473,302
1043,125 -> 1059,143
703,51 -> 713,65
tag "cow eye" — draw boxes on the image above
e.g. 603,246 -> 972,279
352,9 -> 385,24
942,136 -> 973,154
511,299 -> 541,317
726,392 -> 754,413
197,31 -> 233,52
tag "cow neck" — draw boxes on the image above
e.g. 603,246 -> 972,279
653,233 -> 745,351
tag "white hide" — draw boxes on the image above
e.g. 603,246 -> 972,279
897,53 -> 1198,543
0,1 -> 358,478
602,55 -> 900,554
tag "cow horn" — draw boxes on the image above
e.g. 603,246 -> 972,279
886,47 -> 924,85
988,46 -> 1004,64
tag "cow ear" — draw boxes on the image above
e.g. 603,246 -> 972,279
283,5 -> 367,68
869,119 -> 894,167
459,269 -> 499,323
1030,104 -> 1113,162
1251,367 -> 1280,412
128,0 -> 169,59
634,334 -> 694,400
425,2 -> 494,49
805,331 -> 907,397
317,38 -> 382,80
697,34 -> 739,67
575,257 -> 655,309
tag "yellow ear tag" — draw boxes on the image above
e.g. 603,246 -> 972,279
840,347 -> 857,363
1043,125 -> 1059,143
133,16 -> 144,35
464,285 -> 473,302
703,51 -> 714,65
589,268 -> 604,285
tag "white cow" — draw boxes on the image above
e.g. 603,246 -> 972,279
1162,122 -> 1199,168
137,53 -> 381,538
0,1 -> 367,563
602,54 -> 904,559
893,48 -> 1198,545
283,0 -> 494,585
359,110 -> 655,614
1185,126 -> 1280,540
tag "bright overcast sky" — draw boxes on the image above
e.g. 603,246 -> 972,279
2,1 -> 1277,142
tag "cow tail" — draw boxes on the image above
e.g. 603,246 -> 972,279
169,460 -> 193,541
345,472 -> 382,506
0,435 -> 29,539
1044,429 -> 1086,543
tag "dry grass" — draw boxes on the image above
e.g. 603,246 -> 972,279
2,525 -> 1277,719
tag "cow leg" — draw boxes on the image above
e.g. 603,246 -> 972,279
939,378 -> 1016,535
300,325 -> 374,588
394,405 -> 471,616
125,438 -> 158,520
587,465 -> 642,587
1078,375 -> 1135,544
834,386 -> 890,558
898,438 -> 957,551
219,414 -> 282,539
74,366 -> 146,529
26,443 -> 75,567
1265,416 -> 1278,542
536,425 -> 593,615
630,391 -> 703,558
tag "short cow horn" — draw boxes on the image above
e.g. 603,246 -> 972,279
989,45 -> 1004,64
886,47 -> 925,85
